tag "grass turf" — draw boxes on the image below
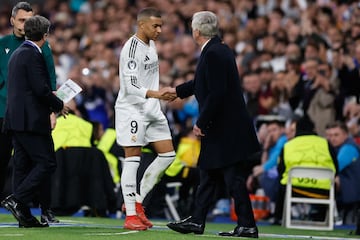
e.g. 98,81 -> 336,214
0,213 -> 358,240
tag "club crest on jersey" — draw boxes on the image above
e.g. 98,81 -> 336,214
127,60 -> 137,70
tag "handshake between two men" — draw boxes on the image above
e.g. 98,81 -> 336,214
149,86 -> 205,138
146,87 -> 177,101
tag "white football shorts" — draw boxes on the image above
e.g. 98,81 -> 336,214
115,110 -> 172,147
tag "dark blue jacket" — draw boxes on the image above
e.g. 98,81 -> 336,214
176,36 -> 260,169
4,42 -> 63,135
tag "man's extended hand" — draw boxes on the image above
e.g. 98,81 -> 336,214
60,103 -> 70,118
50,112 -> 57,129
146,87 -> 177,101
159,87 -> 177,101
193,124 -> 205,137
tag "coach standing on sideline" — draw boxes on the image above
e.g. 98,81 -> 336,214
1,15 -> 69,228
166,11 -> 260,238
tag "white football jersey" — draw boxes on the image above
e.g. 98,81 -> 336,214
115,35 -> 161,119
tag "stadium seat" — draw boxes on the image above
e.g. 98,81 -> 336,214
282,167 -> 335,230
164,182 -> 182,221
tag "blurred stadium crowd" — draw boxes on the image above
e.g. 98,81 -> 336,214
1,0 -> 359,137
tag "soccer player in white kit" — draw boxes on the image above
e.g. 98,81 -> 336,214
115,7 -> 176,230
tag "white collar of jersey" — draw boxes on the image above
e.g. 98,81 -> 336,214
134,35 -> 151,46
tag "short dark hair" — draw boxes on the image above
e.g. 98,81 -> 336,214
325,121 -> 348,133
24,15 -> 50,41
137,7 -> 161,22
296,116 -> 315,133
11,2 -> 32,17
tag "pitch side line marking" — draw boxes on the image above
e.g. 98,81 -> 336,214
84,231 -> 139,236
260,233 -> 359,240
1,222 -> 358,240
0,233 -> 24,236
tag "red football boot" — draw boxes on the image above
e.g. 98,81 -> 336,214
124,215 -> 148,231
136,202 -> 153,228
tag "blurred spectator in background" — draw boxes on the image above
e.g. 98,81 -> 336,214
302,57 -> 321,119
242,71 -> 261,120
307,61 -> 337,137
247,116 -> 287,207
325,121 -> 360,225
270,71 -> 296,120
332,45 -> 360,121
258,61 -> 275,115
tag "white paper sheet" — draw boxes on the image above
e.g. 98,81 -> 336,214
56,79 -> 82,103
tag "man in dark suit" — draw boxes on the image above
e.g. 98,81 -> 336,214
1,15 -> 69,228
166,11 -> 260,238
0,2 -> 60,224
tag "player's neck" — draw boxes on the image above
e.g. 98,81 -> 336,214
135,33 -> 149,45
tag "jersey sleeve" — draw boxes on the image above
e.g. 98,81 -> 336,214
120,51 -> 147,99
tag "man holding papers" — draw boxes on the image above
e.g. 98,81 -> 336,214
1,15 -> 69,228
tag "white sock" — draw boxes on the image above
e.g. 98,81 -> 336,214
121,156 -> 140,216
139,151 -> 176,202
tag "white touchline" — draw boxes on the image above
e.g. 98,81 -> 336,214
84,231 -> 139,236
0,234 -> 24,236
260,233 -> 359,240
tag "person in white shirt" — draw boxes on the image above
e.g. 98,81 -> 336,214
114,7 -> 175,231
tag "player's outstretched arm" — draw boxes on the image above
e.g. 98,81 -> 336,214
146,87 -> 177,101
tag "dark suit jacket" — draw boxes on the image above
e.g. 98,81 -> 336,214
176,36 -> 260,169
4,41 -> 63,135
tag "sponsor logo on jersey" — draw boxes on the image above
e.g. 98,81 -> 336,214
5,48 -> 10,54
144,62 -> 158,70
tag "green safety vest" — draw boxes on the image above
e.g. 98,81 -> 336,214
166,137 -> 200,177
52,114 -> 93,151
281,135 -> 335,190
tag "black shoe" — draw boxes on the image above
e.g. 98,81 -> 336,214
41,209 -> 60,223
167,216 -> 204,234
1,195 -> 48,228
19,216 -> 49,228
1,195 -> 30,225
218,226 -> 258,238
